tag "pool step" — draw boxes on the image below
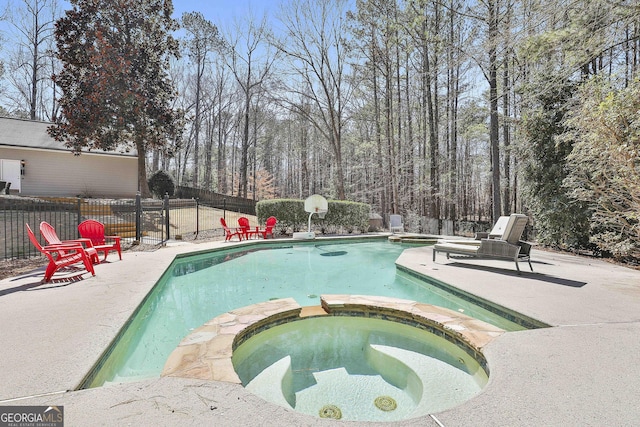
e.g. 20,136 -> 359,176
370,344 -> 482,417
245,355 -> 294,409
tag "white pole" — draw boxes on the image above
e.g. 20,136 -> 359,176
308,211 -> 314,232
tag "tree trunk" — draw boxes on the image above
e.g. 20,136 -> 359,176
204,117 -> 213,190
405,51 -> 415,208
192,59 -> 203,188
372,28 -> 387,216
31,27 -> 38,120
240,88 -> 250,198
216,80 -> 226,194
502,55 -> 511,214
424,39 -> 438,218
488,0 -> 501,222
136,141 -> 151,198
385,44 -> 398,214
447,0 -> 459,221
300,108 -> 309,196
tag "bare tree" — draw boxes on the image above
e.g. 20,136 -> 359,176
5,0 -> 59,120
452,0 -> 513,222
273,0 -> 355,200
211,60 -> 235,194
222,13 -> 278,199
485,0 -> 502,223
0,5 -> 9,97
181,11 -> 220,188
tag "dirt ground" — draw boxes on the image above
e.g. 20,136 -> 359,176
0,257 -> 48,279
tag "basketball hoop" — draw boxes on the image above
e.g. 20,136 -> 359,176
292,194 -> 329,239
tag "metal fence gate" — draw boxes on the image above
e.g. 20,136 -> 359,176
0,194 -> 249,260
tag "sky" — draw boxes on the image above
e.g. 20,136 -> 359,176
171,0 -> 273,26
46,0 -> 275,30
0,0 -> 273,33
0,0 -> 275,73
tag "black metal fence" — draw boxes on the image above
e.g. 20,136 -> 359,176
0,193 -> 255,260
176,186 -> 256,215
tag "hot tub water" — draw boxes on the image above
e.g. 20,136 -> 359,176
233,316 -> 486,422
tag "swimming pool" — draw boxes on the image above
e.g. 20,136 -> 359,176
83,238 -> 538,388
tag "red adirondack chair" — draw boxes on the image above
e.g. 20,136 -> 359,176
220,218 -> 243,241
78,220 -> 122,261
40,221 -> 99,264
26,223 -> 96,283
257,216 -> 277,239
237,216 -> 258,240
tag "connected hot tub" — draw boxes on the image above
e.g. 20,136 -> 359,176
162,295 -> 504,422
234,316 -> 486,421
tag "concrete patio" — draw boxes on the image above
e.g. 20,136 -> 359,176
1,237 -> 639,426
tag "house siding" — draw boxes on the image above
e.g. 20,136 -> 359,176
0,146 -> 138,197
0,117 -> 138,198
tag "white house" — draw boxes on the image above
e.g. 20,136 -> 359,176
0,117 -> 138,197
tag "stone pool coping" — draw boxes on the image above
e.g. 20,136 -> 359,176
161,294 -> 505,383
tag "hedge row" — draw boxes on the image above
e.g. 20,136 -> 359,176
256,198 -> 370,234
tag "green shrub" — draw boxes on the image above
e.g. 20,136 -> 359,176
563,78 -> 640,261
322,200 -> 370,233
256,198 -> 370,235
256,199 -> 307,233
148,170 -> 175,199
519,78 -> 591,250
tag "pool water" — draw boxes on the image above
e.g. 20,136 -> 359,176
233,316 -> 487,421
85,240 -> 526,388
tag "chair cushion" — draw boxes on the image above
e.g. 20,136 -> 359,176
488,216 -> 510,238
433,243 -> 480,256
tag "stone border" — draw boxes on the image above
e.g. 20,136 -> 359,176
161,295 -> 505,383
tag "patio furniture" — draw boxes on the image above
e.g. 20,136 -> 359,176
475,215 -> 511,240
26,223 -> 96,282
257,216 -> 277,239
389,214 -> 404,233
438,215 -> 512,246
40,221 -> 99,264
221,218 -> 243,241
78,219 -> 122,261
432,213 -> 533,274
238,216 -> 258,240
